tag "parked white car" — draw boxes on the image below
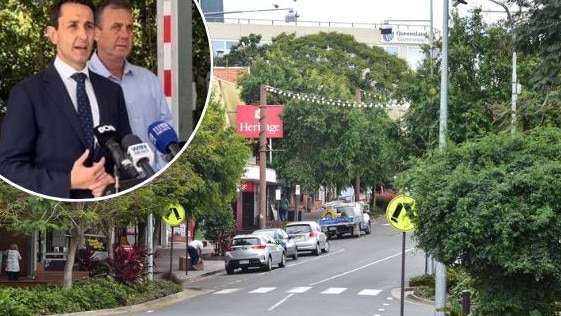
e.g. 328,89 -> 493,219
224,234 -> 286,274
285,221 -> 329,255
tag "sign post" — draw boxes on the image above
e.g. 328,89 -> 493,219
163,203 -> 186,274
386,195 -> 418,316
295,184 -> 301,222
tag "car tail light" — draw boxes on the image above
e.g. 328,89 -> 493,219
226,246 -> 236,251
308,231 -> 316,238
252,245 -> 266,249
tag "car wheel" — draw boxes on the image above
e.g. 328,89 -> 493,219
292,249 -> 298,260
313,243 -> 321,256
279,252 -> 286,268
262,256 -> 273,271
322,241 -> 330,253
226,266 -> 235,275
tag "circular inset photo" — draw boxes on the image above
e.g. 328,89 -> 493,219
0,0 -> 211,201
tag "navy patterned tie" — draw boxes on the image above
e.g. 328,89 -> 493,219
71,73 -> 94,152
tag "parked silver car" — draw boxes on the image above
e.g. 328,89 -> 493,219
224,234 -> 286,274
252,228 -> 298,260
285,221 -> 329,255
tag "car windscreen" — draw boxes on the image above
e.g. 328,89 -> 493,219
254,230 -> 275,238
231,238 -> 260,246
285,225 -> 311,234
336,206 -> 354,215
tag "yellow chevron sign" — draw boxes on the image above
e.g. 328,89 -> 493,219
386,195 -> 417,232
163,203 -> 185,227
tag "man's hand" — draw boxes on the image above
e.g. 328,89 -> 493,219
70,150 -> 113,195
89,171 -> 115,197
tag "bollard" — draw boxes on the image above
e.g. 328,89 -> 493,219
461,290 -> 471,315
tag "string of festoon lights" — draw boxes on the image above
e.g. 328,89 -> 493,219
264,85 -> 406,109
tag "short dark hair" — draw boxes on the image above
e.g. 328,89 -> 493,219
94,0 -> 132,27
49,0 -> 96,29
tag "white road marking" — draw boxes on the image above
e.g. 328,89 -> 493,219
286,286 -> 312,293
309,248 -> 415,286
321,287 -> 347,294
214,288 -> 241,294
249,287 -> 276,293
268,294 -> 294,311
358,289 -> 383,296
286,249 -> 345,268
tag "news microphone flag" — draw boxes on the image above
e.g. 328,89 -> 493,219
121,134 -> 156,177
147,121 -> 180,156
93,125 -> 139,179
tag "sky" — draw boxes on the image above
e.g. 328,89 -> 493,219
220,0 -> 516,30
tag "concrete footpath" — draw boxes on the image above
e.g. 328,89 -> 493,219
152,241 -> 225,283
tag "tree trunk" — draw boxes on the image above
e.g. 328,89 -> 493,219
63,226 -> 81,289
354,175 -> 361,202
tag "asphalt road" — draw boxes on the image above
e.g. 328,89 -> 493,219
128,221 -> 435,316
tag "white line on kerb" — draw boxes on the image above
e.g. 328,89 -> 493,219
268,293 -> 294,311
309,248 -> 415,286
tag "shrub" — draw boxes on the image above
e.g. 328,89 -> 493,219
0,278 -> 181,315
107,244 -> 146,286
409,273 -> 434,287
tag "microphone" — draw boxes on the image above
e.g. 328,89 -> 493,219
121,134 -> 156,177
93,125 -> 139,179
147,121 -> 181,157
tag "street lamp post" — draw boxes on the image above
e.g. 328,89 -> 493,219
488,0 -> 517,134
436,1 -> 467,314
435,1 -> 451,315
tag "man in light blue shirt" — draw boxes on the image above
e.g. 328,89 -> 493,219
89,0 -> 174,173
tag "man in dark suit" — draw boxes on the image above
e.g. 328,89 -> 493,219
0,0 -> 132,199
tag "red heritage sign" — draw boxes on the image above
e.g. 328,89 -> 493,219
236,105 -> 284,138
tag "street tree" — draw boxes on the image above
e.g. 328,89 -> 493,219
399,10 -> 534,158
0,191 -> 126,289
213,33 -> 267,68
513,0 -> 561,90
402,126 -> 561,314
237,32 -> 411,197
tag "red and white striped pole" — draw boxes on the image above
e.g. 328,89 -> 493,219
152,0 -> 195,279
157,0 -> 194,142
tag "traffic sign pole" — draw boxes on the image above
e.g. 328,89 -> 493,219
400,231 -> 406,316
385,195 -> 417,316
169,226 -> 174,274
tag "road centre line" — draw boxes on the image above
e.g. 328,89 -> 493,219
309,248 -> 415,286
268,293 -> 294,311
286,249 -> 345,268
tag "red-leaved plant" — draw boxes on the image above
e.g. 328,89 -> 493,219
107,243 -> 145,286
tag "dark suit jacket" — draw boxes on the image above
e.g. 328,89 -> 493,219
0,63 -> 132,199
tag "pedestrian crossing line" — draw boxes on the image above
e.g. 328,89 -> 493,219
249,287 -> 276,293
358,289 -> 383,296
213,287 -> 384,296
321,287 -> 347,294
286,286 -> 312,293
214,288 -> 241,294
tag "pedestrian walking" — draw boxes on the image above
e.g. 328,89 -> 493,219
5,243 -> 22,281
279,195 -> 289,221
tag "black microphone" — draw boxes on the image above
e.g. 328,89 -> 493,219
121,134 -> 156,177
93,125 -> 139,179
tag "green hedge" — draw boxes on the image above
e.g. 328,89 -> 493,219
0,277 -> 182,316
